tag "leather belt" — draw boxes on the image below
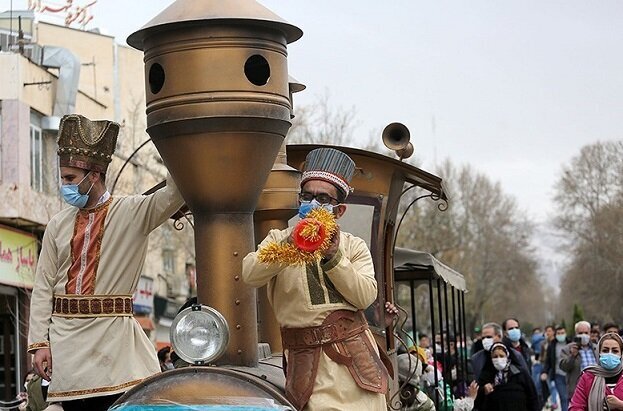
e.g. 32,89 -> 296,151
280,310 -> 389,410
52,294 -> 133,317
281,310 -> 368,349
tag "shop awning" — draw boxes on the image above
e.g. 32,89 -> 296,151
393,248 -> 467,291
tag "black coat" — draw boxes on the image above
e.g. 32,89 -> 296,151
475,364 -> 539,411
503,336 -> 533,370
471,344 -> 529,382
542,337 -> 570,379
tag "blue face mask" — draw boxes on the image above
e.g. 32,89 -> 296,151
508,328 -> 522,342
599,353 -> 622,370
60,172 -> 93,208
298,199 -> 335,218
556,334 -> 567,343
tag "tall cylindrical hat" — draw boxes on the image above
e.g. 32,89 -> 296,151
57,114 -> 119,173
301,148 -> 356,198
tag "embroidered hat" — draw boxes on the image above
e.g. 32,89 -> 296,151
57,114 -> 119,173
300,148 -> 355,197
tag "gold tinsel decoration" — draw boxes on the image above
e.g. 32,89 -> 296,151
258,208 -> 338,265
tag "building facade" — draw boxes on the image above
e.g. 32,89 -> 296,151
0,10 -> 195,400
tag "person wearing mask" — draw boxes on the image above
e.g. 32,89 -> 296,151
502,318 -> 533,371
539,326 -> 556,409
475,343 -> 539,411
471,327 -> 483,356
569,333 -> 623,410
242,148 -> 390,411
561,320 -> 598,401
531,327 -> 546,409
542,325 -> 570,411
27,114 -> 184,411
470,322 -> 529,381
398,353 -> 479,411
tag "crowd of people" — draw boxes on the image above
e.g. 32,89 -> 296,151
398,319 -> 623,411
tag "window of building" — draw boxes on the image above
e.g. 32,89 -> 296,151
162,250 -> 175,274
42,131 -> 59,194
30,112 -> 43,192
0,33 -> 18,52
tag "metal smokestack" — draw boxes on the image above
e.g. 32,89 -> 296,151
128,0 -> 302,366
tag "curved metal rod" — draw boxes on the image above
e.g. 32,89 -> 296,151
110,138 -> 152,195
383,184 -> 417,233
388,330 -> 423,410
173,212 -> 194,231
392,192 -> 444,251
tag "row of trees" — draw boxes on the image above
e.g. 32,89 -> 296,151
554,141 -> 623,324
396,161 -> 547,332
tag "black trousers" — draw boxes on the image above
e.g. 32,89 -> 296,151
62,393 -> 122,411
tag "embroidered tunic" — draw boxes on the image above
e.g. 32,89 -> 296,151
28,177 -> 184,401
242,227 -> 387,410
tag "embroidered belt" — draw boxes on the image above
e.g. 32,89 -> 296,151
52,294 -> 133,317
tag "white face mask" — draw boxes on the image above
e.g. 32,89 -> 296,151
492,357 -> 508,371
578,334 -> 590,346
482,337 -> 494,351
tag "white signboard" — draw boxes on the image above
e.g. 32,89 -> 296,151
133,276 -> 154,313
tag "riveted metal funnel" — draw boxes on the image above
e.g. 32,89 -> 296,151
128,0 -> 301,367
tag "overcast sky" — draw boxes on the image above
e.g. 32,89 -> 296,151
11,0 -> 623,285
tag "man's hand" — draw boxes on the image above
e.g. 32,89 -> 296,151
33,348 -> 52,381
483,383 -> 494,395
540,372 -> 548,382
322,226 -> 340,261
384,302 -> 399,328
569,342 -> 579,357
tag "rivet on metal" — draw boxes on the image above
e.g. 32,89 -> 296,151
237,349 -> 243,355
235,299 -> 241,305
234,275 -> 240,281
233,251 -> 239,256
236,324 -> 241,330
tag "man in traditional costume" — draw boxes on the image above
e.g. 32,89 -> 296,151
27,114 -> 184,411
242,148 -> 390,410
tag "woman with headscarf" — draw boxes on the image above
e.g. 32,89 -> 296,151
569,332 -> 623,411
475,342 -> 538,411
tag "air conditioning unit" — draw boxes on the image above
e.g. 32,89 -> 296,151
22,43 -> 43,65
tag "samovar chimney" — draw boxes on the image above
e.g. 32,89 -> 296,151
128,0 -> 301,366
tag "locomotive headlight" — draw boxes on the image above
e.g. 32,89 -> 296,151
170,304 -> 229,365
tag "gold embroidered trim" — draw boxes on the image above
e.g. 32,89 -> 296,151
52,294 -> 134,317
47,377 -> 144,398
66,199 -> 111,295
78,196 -> 113,215
90,200 -> 110,293
27,342 -> 49,352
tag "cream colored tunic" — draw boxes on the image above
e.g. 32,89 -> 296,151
28,177 -> 184,401
242,227 -> 387,411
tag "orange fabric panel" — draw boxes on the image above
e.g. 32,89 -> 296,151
66,201 -> 111,295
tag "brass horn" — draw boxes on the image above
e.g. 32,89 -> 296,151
382,122 -> 413,159
396,142 -> 414,160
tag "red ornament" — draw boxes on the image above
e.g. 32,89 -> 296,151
292,218 -> 326,252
